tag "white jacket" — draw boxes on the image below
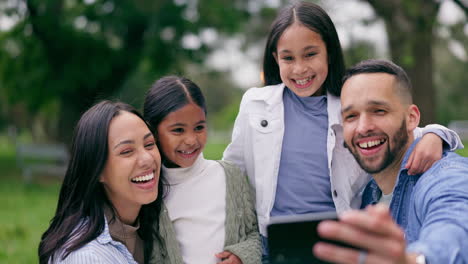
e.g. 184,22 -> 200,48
223,83 -> 463,236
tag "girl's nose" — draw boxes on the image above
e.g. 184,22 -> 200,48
183,133 -> 197,146
293,60 -> 308,75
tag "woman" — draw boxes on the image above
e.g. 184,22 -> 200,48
38,100 -> 164,264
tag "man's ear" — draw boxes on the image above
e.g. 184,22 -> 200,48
407,104 -> 420,131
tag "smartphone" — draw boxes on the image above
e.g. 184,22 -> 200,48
267,211 -> 356,264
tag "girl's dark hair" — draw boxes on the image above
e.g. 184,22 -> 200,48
263,1 -> 345,96
143,75 -> 207,132
38,100 -> 164,264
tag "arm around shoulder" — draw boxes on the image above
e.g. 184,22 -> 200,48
415,124 -> 464,151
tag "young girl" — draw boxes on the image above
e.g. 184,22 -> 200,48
39,101 -> 164,264
143,76 -> 261,264
222,1 -> 463,259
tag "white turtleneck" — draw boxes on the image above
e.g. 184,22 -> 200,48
163,154 -> 226,264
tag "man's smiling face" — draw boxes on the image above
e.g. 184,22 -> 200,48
341,73 -> 412,174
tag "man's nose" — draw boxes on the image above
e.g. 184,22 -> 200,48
356,115 -> 375,135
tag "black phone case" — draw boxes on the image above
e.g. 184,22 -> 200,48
267,211 -> 357,264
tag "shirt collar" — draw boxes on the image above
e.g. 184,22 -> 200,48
96,214 -> 113,244
399,138 -> 421,173
361,138 -> 421,207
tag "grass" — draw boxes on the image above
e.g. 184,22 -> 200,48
0,138 -> 61,264
203,141 -> 229,160
456,141 -> 468,157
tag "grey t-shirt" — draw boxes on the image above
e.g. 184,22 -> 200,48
271,88 -> 335,217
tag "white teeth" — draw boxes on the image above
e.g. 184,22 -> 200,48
131,172 -> 154,182
179,150 -> 195,154
295,76 -> 312,85
359,139 -> 385,149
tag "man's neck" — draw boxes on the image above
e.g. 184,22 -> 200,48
372,139 -> 413,195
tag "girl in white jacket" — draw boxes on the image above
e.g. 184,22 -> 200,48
222,1 -> 463,261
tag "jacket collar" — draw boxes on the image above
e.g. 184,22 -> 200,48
257,83 -> 286,111
327,93 -> 341,127
258,83 -> 342,127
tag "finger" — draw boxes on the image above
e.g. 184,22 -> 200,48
413,159 -> 428,174
317,220 -> 404,258
423,161 -> 432,174
215,251 -> 232,259
407,152 -> 421,175
216,255 -> 233,264
425,155 -> 438,168
313,242 -> 397,264
227,254 -> 242,264
341,206 -> 403,238
313,242 -> 359,264
405,151 -> 415,170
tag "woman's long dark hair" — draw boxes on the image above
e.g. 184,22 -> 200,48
38,100 -> 164,264
263,1 -> 345,96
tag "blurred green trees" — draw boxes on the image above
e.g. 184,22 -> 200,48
361,0 -> 468,125
0,0 -> 257,143
0,0 -> 466,144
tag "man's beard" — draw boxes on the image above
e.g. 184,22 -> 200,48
347,119 -> 409,174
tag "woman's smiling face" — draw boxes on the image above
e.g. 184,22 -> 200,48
100,111 -> 161,221
274,23 -> 329,97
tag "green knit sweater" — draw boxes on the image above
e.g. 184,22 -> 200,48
150,160 -> 262,264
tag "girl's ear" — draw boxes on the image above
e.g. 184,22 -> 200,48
273,52 -> 278,63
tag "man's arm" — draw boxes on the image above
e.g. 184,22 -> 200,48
406,158 -> 468,263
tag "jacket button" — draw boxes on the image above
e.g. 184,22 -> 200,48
261,120 -> 268,127
333,190 -> 338,197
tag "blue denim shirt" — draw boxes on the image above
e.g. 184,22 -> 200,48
361,139 -> 468,263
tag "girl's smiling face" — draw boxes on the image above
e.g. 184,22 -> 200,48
156,102 -> 207,168
274,23 -> 329,97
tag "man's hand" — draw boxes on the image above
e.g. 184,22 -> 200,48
216,251 -> 242,264
313,204 -> 416,264
405,133 -> 443,175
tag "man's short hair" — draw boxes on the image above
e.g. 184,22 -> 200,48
343,59 -> 413,104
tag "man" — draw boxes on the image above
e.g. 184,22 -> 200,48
313,59 -> 468,264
